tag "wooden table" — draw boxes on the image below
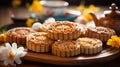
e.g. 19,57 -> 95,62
0,7 -> 120,67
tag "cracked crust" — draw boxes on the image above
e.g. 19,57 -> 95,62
6,27 -> 35,44
26,32 -> 54,52
47,21 -> 82,40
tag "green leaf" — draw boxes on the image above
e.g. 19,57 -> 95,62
26,3 -> 30,8
17,44 -> 23,48
2,27 -> 7,33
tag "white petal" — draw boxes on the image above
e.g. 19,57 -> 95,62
9,60 -> 16,66
17,47 -> 24,52
1,48 -> 10,57
44,17 -> 55,23
16,52 -> 27,58
32,22 -> 42,31
5,43 -> 11,49
12,49 -> 16,55
0,46 -> 5,50
24,49 -> 28,52
12,43 -> 17,50
22,52 -> 27,57
15,57 -> 22,64
4,60 -> 8,65
15,53 -> 21,58
0,46 -> 5,53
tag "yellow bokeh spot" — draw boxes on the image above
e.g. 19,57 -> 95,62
82,9 -> 93,21
26,18 -> 35,27
77,4 -> 85,12
0,33 -> 6,42
29,0 -> 43,14
77,3 -> 100,21
88,4 -> 99,12
12,0 -> 21,8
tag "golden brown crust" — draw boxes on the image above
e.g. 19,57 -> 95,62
76,24 -> 87,36
27,32 -> 54,45
89,27 -> 115,35
48,21 -> 77,34
6,27 -> 35,44
77,37 -> 102,55
52,40 -> 80,57
85,27 -> 116,41
26,32 -> 54,52
47,21 -> 82,40
40,23 -> 50,32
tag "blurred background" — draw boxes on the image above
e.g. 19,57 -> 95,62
0,0 -> 120,28
0,0 -> 119,7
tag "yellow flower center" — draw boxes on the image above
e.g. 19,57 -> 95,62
8,51 -> 15,60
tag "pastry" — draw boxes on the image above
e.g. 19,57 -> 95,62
6,27 -> 35,44
32,17 -> 55,32
77,23 -> 87,36
52,40 -> 80,57
85,27 -> 116,41
76,37 -> 102,55
26,32 -> 54,52
47,21 -> 82,40
32,22 -> 52,32
40,23 -> 51,32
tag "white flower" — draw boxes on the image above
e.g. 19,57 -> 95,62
0,42 -> 27,66
32,22 -> 42,31
31,17 -> 55,32
44,17 -> 55,24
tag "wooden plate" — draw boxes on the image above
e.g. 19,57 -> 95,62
22,46 -> 120,65
1,24 -> 120,65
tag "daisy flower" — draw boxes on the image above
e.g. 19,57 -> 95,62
107,35 -> 120,48
0,42 -> 27,66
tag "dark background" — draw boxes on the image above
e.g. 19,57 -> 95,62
0,0 -> 120,7
65,0 -> 120,6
